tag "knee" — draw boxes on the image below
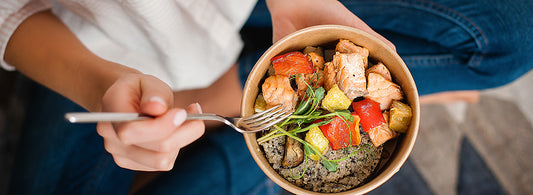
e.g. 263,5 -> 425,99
473,22 -> 533,89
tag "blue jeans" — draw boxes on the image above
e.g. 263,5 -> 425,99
241,0 -> 533,95
10,0 -> 533,194
10,81 -> 279,195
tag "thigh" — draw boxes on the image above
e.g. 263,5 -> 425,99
136,128 -> 279,195
10,81 -> 134,194
341,0 -> 533,94
243,0 -> 533,95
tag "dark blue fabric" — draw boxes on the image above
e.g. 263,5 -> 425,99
136,129 -> 279,195
9,82 -> 135,195
240,0 -> 533,95
457,137 -> 507,195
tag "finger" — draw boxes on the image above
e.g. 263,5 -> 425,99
109,141 -> 180,171
139,75 -> 173,116
101,74 -> 142,113
115,108 -> 187,145
99,121 -> 181,170
113,156 -> 159,171
135,103 -> 205,152
100,122 -> 179,170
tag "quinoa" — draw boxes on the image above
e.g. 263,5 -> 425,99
258,127 -> 382,193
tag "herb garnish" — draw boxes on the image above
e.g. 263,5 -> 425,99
257,75 -> 366,173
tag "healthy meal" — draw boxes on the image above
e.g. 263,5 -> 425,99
253,39 -> 413,193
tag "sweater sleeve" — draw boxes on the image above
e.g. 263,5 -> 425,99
0,0 -> 51,71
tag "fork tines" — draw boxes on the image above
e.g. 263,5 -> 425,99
240,105 -> 292,131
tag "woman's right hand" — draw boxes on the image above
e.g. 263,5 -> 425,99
96,73 -> 205,171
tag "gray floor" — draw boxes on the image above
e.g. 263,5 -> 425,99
411,70 -> 533,195
1,70 -> 532,194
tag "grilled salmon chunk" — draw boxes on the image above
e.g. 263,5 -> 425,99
262,75 -> 298,111
295,72 -> 324,100
366,73 -> 403,110
335,39 -> 369,68
368,112 -> 399,147
366,62 -> 392,81
323,62 -> 336,91
333,52 -> 367,100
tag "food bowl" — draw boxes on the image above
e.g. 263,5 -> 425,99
241,25 -> 420,194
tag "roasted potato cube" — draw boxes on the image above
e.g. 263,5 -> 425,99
254,93 -> 266,113
321,84 -> 352,112
389,100 -> 413,133
305,126 -> 329,161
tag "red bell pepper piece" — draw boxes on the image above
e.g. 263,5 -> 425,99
317,113 -> 361,150
352,98 -> 386,133
271,51 -> 315,76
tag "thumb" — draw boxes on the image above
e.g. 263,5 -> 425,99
139,75 -> 174,116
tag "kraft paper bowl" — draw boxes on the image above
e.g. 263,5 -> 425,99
241,25 -> 420,194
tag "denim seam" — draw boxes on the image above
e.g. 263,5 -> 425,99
402,54 -> 463,67
351,0 -> 488,68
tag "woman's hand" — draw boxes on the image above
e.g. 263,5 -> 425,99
96,74 -> 205,171
266,0 -> 395,50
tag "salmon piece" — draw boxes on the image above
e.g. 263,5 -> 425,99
366,73 -> 403,110
366,62 -> 392,81
262,75 -> 298,111
333,52 -> 367,100
271,51 -> 315,76
367,113 -> 398,147
335,39 -> 369,68
295,72 -> 324,99
323,62 -> 336,91
307,52 -> 325,70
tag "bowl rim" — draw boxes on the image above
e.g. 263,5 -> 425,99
241,25 -> 420,195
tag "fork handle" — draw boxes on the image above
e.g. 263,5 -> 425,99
64,112 -> 215,123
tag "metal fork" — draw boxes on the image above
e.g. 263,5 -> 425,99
64,105 -> 293,133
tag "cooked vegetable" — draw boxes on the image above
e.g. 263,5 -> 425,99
303,46 -> 323,56
282,136 -> 305,168
352,98 -> 386,133
304,126 -> 329,161
271,51 -> 315,76
321,84 -> 352,112
282,138 -> 304,168
389,100 -> 413,133
254,93 -> 267,113
318,113 -> 361,150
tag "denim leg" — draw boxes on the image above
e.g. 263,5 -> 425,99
242,0 -> 533,95
136,128 -> 280,195
345,0 -> 533,95
10,81 -> 134,195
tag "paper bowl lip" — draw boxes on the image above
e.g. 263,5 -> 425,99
241,25 -> 420,195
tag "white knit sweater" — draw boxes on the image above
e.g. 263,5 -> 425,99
0,0 -> 257,90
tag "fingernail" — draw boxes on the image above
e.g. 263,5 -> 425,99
194,103 -> 203,114
150,96 -> 166,107
173,109 -> 187,126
